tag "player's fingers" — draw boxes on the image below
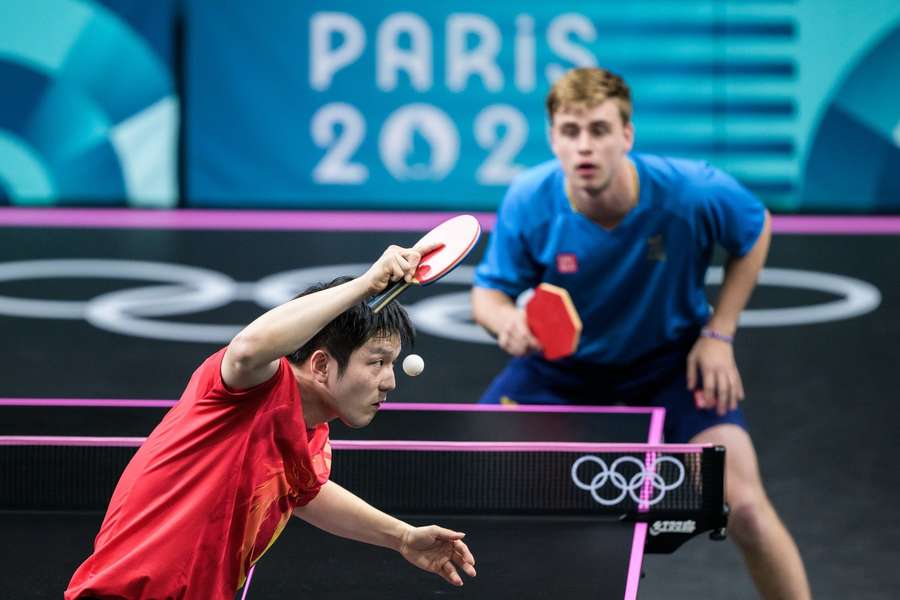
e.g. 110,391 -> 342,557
394,253 -> 412,271
702,368 -> 715,407
729,378 -> 739,412
452,539 -> 476,567
398,257 -> 419,283
510,330 -> 531,356
728,373 -> 739,412
430,526 -> 465,542
693,389 -> 706,410
521,327 -> 541,351
686,353 -> 697,390
394,257 -> 416,282
516,317 -> 542,351
498,332 -> 515,355
725,373 -> 737,412
735,370 -> 745,402
412,240 -> 444,257
390,256 -> 408,281
456,555 -> 477,578
399,247 -> 425,273
716,371 -> 729,416
441,560 -> 463,586
501,333 -> 524,356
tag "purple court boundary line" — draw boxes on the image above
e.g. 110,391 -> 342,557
2,207 -> 900,234
383,402 -> 659,414
332,440 -> 705,452
0,435 -> 709,454
647,409 -> 665,444
0,435 -> 146,446
239,565 -> 255,600
0,398 -> 176,408
625,524 -> 649,600
624,401 -> 666,600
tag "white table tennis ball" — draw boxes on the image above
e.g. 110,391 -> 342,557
402,354 -> 425,377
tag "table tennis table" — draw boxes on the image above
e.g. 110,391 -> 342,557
0,400 -> 727,599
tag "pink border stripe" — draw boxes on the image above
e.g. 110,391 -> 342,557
239,565 -> 255,600
624,523 -> 649,600
772,216 -> 900,234
0,435 -> 709,453
383,402 -> 658,414
0,398 -> 175,408
623,405 -> 666,599
0,398 -> 657,414
2,208 -> 900,234
0,208 -> 496,232
647,409 -> 665,444
331,440 -> 708,452
0,435 -> 145,447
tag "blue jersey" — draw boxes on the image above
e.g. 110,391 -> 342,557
474,154 -> 766,365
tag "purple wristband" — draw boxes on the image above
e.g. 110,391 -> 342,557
700,328 -> 734,343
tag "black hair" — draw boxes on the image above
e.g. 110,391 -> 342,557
286,276 -> 415,375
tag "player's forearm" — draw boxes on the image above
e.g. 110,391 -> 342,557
293,481 -> 411,551
228,277 -> 371,369
708,211 -> 771,335
471,287 -> 519,337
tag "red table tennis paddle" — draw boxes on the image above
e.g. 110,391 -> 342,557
368,214 -> 481,313
525,283 -> 582,360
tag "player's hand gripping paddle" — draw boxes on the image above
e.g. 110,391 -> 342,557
525,283 -> 583,360
368,214 -> 481,314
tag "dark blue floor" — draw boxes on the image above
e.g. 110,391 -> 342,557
1,228 -> 898,598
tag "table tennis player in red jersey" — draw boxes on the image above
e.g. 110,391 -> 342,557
65,243 -> 477,600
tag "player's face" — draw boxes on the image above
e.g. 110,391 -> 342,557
549,100 -> 634,194
327,334 -> 400,429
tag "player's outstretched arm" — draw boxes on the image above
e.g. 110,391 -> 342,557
688,211 -> 771,414
471,287 -> 541,356
293,481 -> 476,586
222,243 -> 439,390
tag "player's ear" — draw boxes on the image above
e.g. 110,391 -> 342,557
546,118 -> 557,151
309,349 -> 331,383
623,119 -> 635,151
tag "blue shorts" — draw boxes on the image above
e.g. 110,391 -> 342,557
479,335 -> 747,443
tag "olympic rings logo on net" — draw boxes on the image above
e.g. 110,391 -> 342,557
570,455 -> 686,507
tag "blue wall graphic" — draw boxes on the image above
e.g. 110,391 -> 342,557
1,1 -> 898,212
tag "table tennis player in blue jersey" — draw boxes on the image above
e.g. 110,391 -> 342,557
471,67 -> 810,599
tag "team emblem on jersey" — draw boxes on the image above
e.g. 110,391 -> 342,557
556,253 -> 579,273
646,234 -> 667,261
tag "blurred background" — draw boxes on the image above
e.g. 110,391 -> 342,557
2,0 -> 898,212
1,1 -> 899,598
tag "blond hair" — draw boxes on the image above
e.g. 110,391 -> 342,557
545,67 -> 632,125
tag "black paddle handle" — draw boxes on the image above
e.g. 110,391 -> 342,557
367,279 -> 413,313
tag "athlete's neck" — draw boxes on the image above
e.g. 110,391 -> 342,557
295,368 -> 331,427
567,158 -> 639,230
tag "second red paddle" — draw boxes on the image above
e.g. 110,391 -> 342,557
525,283 -> 582,360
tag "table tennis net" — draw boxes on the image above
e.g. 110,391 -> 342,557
0,444 -> 724,520
330,447 -> 724,518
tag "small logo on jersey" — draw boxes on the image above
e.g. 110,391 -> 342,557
556,253 -> 579,273
646,234 -> 666,262
649,520 -> 696,536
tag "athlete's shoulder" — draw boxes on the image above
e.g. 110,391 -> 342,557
506,159 -> 562,203
494,160 -> 564,230
636,153 -> 710,187
637,154 -> 748,207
